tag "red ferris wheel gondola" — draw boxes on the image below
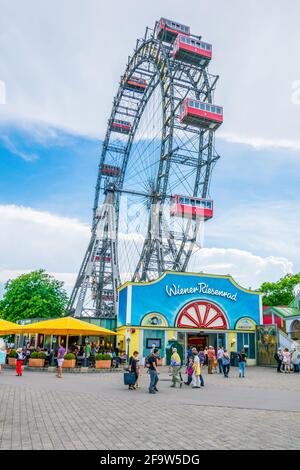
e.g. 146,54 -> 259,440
111,119 -> 131,134
179,98 -> 223,130
172,35 -> 212,66
156,17 -> 190,43
170,195 -> 213,221
125,76 -> 147,93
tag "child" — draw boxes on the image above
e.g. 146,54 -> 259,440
184,357 -> 194,386
16,348 -> 24,377
135,356 -> 141,388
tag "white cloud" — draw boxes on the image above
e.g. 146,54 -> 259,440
0,135 -> 38,161
0,204 -> 294,298
219,132 -> 300,153
188,248 -> 292,290
0,205 -> 90,274
0,0 -> 300,149
205,201 -> 300,266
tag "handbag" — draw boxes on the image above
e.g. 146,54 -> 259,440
124,371 -> 136,386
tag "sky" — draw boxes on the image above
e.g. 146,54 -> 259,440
0,0 -> 300,296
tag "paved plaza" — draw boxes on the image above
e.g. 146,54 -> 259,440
0,366 -> 299,450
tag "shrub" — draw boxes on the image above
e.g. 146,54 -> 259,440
64,353 -> 75,360
8,349 -> 17,358
95,354 -> 111,361
30,351 -> 46,359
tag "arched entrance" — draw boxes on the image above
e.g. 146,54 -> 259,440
176,300 -> 228,351
290,320 -> 300,341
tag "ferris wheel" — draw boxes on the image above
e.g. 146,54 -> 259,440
68,18 -> 223,318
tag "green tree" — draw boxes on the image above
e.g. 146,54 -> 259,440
0,270 -> 68,322
260,273 -> 300,306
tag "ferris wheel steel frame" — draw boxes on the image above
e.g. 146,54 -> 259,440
68,22 -> 221,318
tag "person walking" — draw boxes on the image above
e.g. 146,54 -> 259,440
203,347 -> 208,367
128,351 -> 139,390
169,348 -> 183,388
222,349 -> 230,378
16,348 -> 24,377
135,355 -> 142,388
191,348 -> 201,388
184,357 -> 194,386
198,348 -> 205,368
274,348 -> 283,373
85,341 -> 91,366
217,346 -> 224,374
207,346 -> 215,374
57,343 -> 66,378
238,348 -> 247,378
282,348 -> 291,373
91,343 -> 97,357
292,349 -> 300,373
186,346 -> 194,364
148,348 -> 159,394
0,339 -> 6,373
186,352 -> 204,387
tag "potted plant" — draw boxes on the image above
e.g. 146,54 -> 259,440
29,351 -> 46,368
95,353 -> 112,369
8,349 -> 17,366
62,353 -> 76,368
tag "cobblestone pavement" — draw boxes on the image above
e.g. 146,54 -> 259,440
0,366 -> 299,450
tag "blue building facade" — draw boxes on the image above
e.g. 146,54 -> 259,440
117,271 -> 262,365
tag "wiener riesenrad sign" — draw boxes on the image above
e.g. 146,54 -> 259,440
165,282 -> 238,302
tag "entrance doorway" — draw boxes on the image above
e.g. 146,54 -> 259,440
187,332 -> 226,351
187,334 -> 208,350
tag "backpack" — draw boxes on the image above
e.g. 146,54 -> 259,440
144,355 -> 151,368
222,356 -> 230,366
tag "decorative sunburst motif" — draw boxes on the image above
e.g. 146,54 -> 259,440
177,300 -> 228,329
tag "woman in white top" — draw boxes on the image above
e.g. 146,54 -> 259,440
282,348 -> 291,373
0,338 -> 7,372
292,349 -> 300,373
191,348 -> 201,388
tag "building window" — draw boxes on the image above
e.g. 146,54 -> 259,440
146,338 -> 161,349
217,333 -> 226,348
237,332 -> 255,359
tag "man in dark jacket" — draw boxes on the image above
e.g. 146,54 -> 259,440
274,348 -> 283,373
148,349 -> 159,394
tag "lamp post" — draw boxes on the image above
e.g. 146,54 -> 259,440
126,337 -> 130,361
51,336 -> 56,366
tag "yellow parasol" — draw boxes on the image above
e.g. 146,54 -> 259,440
0,319 -> 25,335
20,316 -> 116,336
